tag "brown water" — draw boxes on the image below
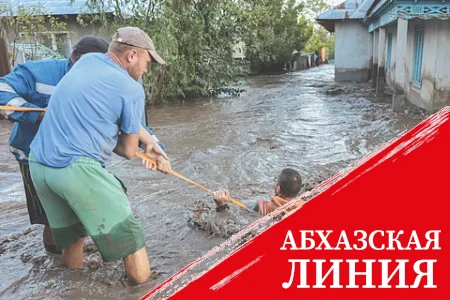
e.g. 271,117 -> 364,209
0,65 -> 428,299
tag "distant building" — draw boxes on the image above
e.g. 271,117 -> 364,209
317,0 -> 374,82
1,0 -> 112,62
231,39 -> 246,59
293,51 -> 314,70
317,0 -> 450,112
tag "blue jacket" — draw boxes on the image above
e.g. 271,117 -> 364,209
0,58 -> 165,164
0,59 -> 71,163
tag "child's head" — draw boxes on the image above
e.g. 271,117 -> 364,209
275,168 -> 302,199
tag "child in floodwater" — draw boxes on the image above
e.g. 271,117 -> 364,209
213,168 -> 304,216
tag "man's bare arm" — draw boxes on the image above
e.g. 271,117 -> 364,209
113,132 -> 139,160
139,125 -> 171,173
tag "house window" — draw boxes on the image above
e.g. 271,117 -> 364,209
386,33 -> 392,72
412,25 -> 424,88
41,32 -> 72,57
17,31 -> 71,59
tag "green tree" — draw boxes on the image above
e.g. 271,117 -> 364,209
303,0 -> 331,19
78,0 -> 315,100
301,0 -> 335,60
304,27 -> 334,59
243,0 -> 313,73
80,0 -> 249,103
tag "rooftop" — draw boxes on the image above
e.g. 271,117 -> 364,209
0,0 -> 111,17
316,0 -> 375,32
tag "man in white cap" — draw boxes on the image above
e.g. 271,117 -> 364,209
29,27 -> 170,284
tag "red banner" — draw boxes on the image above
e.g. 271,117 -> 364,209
142,107 -> 450,300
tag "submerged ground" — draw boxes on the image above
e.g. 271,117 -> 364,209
0,65 -> 429,299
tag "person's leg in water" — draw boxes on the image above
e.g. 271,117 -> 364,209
123,247 -> 151,284
62,237 -> 86,268
61,239 -> 151,284
19,162 -> 60,254
30,155 -> 151,284
43,226 -> 58,252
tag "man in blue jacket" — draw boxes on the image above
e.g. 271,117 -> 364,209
0,35 -> 110,254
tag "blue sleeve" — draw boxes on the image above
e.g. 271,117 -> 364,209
140,122 -> 166,152
0,63 -> 41,124
120,95 -> 144,134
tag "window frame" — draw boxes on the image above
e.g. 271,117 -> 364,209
412,24 -> 424,88
18,31 -> 72,57
386,33 -> 393,73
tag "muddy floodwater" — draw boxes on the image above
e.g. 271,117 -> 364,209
0,65 -> 429,299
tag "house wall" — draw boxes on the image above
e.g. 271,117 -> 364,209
403,19 -> 442,111
432,19 -> 450,110
65,15 -> 112,51
293,54 -> 310,70
335,20 -> 372,82
384,18 -> 450,111
385,24 -> 397,88
419,19 -> 438,110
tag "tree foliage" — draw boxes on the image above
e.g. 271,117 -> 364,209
81,0 -> 250,102
303,0 -> 332,19
304,27 -> 335,59
242,0 -> 313,73
81,0 -> 315,102
1,0 -> 333,102
302,0 -> 335,59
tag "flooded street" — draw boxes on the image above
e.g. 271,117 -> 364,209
0,65 -> 428,299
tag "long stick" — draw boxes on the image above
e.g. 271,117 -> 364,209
135,152 -> 248,209
271,197 -> 282,207
0,106 -> 248,209
0,105 -> 46,112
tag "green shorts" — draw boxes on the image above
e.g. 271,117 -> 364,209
29,153 -> 145,262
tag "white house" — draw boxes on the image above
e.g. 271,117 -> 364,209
317,0 -> 375,82
317,0 -> 450,112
